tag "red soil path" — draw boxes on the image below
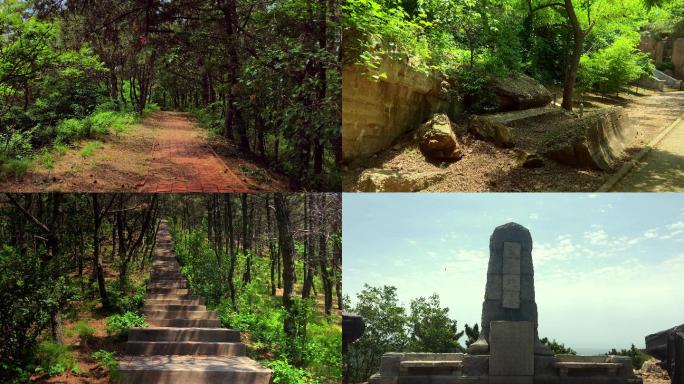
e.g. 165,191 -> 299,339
137,112 -> 250,192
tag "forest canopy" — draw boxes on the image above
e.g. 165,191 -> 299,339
0,0 -> 341,189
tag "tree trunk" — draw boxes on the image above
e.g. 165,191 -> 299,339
92,195 -> 110,309
274,194 -> 296,343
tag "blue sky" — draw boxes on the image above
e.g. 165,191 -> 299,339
343,193 -> 684,352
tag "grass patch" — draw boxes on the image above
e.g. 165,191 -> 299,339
80,141 -> 104,158
91,350 -> 120,380
53,142 -> 69,155
35,340 -> 80,376
238,164 -> 270,184
38,150 -> 54,170
0,156 -> 32,180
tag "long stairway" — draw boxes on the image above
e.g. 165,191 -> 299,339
119,221 -> 272,383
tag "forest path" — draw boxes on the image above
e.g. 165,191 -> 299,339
0,111 -> 255,192
137,112 -> 250,192
611,91 -> 684,192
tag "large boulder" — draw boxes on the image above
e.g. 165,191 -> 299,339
488,74 -> 552,111
542,107 -> 634,170
468,115 -> 515,148
415,114 -> 463,161
355,169 -> 447,192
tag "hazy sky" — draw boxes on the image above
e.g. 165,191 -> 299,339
343,193 -> 684,352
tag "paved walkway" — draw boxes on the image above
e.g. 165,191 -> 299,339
119,221 -> 271,383
613,112 -> 684,192
138,112 -> 250,192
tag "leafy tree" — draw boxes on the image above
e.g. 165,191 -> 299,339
606,344 -> 651,369
464,323 -> 480,347
540,337 -> 577,355
408,294 -> 464,353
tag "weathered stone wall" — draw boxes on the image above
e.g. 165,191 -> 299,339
342,58 -> 459,162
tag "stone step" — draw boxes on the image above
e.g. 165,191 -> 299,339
147,287 -> 190,295
146,297 -> 206,305
144,304 -> 207,311
145,294 -> 203,302
150,273 -> 183,279
128,327 -> 240,342
149,281 -> 188,289
144,310 -> 218,320
148,319 -> 222,327
125,341 -> 246,356
119,355 -> 271,384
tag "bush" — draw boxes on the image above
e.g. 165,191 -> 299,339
36,341 -> 79,376
579,36 -> 653,94
266,358 -> 318,384
540,337 -> 576,355
55,118 -> 87,143
105,312 -> 147,340
0,156 -> 31,179
606,344 -> 650,369
91,349 -> 119,379
74,320 -> 95,340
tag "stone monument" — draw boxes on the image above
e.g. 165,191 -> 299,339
467,222 -> 552,356
368,222 -> 642,384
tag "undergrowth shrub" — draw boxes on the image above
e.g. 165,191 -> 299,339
105,312 -> 147,340
91,350 -> 119,380
35,341 -> 79,376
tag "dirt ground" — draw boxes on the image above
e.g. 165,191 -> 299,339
343,88 -> 684,192
0,111 -> 289,192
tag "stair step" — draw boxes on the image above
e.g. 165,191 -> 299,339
144,310 -> 218,320
147,288 -> 190,295
148,319 -> 222,327
144,304 -> 206,311
126,341 -> 246,356
149,281 -> 188,288
145,294 -> 203,301
146,298 -> 206,305
128,327 -> 240,342
119,355 -> 271,384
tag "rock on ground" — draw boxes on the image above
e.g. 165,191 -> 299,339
416,114 -> 463,161
488,74 -> 552,111
468,115 -> 515,148
355,168 -> 448,192
542,107 -> 634,170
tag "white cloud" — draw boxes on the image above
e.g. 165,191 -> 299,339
643,229 -> 658,239
584,228 -> 609,245
535,237 -> 575,265
669,221 -> 684,230
529,213 -> 540,220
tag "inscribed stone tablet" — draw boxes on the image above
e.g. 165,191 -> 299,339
490,321 -> 534,376
503,242 -> 521,274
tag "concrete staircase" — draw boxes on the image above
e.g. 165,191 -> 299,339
119,221 -> 272,384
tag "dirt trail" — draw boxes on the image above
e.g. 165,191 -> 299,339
611,92 -> 684,191
137,112 -> 249,192
0,111 -> 260,192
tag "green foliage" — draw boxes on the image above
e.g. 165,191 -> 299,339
540,337 -> 577,355
346,285 -> 472,382
79,141 -> 104,158
266,358 -> 319,384
579,36 -> 653,94
171,224 -> 341,384
0,245 -> 73,381
0,155 -> 31,180
464,323 -> 479,347
35,341 -> 79,376
91,350 -> 120,379
73,320 -> 95,340
606,344 -> 651,369
105,311 -> 147,340
408,293 -> 464,352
